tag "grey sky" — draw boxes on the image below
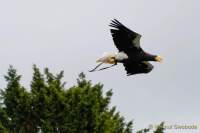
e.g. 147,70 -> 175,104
0,0 -> 199,132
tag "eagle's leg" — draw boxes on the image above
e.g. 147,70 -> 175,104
89,62 -> 104,72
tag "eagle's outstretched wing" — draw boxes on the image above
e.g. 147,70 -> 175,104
123,61 -> 153,76
110,19 -> 142,55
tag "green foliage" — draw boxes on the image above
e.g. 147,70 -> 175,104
154,122 -> 165,133
0,66 -> 165,133
136,128 -> 150,133
136,122 -> 165,133
0,107 -> 9,133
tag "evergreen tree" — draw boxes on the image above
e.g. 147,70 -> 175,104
0,66 -> 165,133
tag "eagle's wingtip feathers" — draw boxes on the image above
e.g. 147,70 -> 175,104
109,19 -> 123,29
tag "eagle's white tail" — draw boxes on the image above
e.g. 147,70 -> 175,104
96,53 -> 116,64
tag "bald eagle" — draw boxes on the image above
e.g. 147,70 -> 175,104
90,19 -> 163,76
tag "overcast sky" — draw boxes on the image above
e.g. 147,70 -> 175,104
0,0 -> 200,132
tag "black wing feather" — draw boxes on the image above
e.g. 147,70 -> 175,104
110,19 -> 142,55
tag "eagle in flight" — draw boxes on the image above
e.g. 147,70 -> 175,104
90,19 -> 163,76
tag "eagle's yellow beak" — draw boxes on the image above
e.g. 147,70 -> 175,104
155,55 -> 163,63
